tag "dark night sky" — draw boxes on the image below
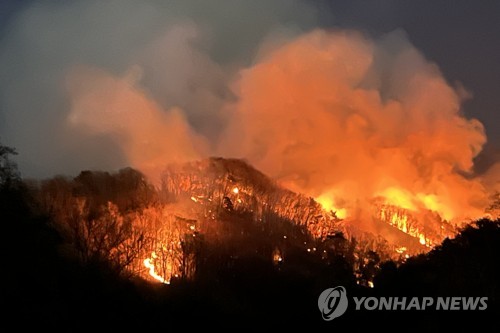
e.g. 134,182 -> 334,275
1,1 -> 498,127
0,0 -> 499,175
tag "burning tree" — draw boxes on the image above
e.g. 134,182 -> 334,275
35,156 -> 493,288
37,169 -> 199,283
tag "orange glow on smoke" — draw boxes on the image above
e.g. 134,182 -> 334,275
316,194 -> 347,219
378,187 -> 417,211
221,30 -> 491,225
67,66 -> 205,185
67,29 -> 496,234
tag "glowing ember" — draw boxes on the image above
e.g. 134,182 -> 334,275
272,248 -> 283,264
232,187 -> 239,194
419,234 -> 426,246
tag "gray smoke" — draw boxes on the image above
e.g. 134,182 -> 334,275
0,0 -> 318,178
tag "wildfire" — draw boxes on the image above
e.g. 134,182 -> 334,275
272,247 -> 283,264
315,194 -> 347,219
395,246 -> 407,254
417,193 -> 454,222
378,205 -> 432,247
379,187 -> 417,211
66,28 -> 494,249
143,252 -> 170,284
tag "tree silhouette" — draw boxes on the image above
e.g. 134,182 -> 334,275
0,142 -> 20,187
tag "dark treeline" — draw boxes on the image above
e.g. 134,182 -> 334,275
0,143 -> 499,330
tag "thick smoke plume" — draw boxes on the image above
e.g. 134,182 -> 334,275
66,65 -> 206,184
220,29 -> 489,222
0,1 -> 497,224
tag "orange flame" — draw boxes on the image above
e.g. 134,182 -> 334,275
143,252 -> 170,284
315,194 -> 347,219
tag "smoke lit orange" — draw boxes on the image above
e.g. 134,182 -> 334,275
67,29 -> 497,240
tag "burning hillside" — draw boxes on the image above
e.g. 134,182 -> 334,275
39,159 -> 341,284
2,1 -> 500,328
160,157 -> 340,238
36,157 -> 482,286
62,30 -> 497,239
20,16 -> 500,288
159,158 -> 457,251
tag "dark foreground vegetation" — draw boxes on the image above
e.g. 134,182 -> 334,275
1,143 -> 499,330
